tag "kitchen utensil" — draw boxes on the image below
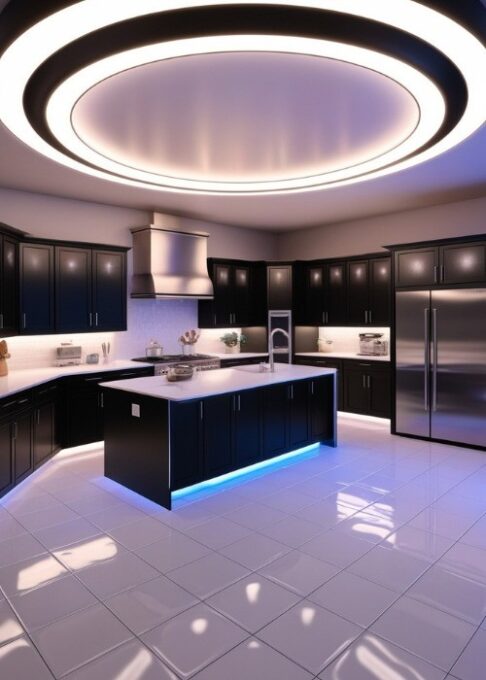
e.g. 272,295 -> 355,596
166,363 -> 194,382
55,343 -> 82,366
102,342 -> 111,363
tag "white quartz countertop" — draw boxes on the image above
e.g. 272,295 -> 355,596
101,364 -> 336,402
212,352 -> 269,360
0,360 -> 153,399
295,352 -> 390,362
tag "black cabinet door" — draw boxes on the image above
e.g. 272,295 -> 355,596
306,266 -> 325,325
1,236 -> 19,336
262,384 -> 288,455
326,263 -> 347,325
203,394 -> 234,478
369,258 -> 391,326
56,247 -> 92,332
310,377 -> 334,441
288,380 -> 309,448
368,369 -> 391,418
347,260 -> 369,325
0,421 -> 13,495
343,367 -> 369,414
20,243 -> 54,333
92,250 -> 126,331
212,262 -> 233,326
170,400 -> 202,490
267,265 -> 292,310
293,357 -> 343,411
14,411 -> 32,482
233,265 -> 251,326
441,243 -> 486,285
234,389 -> 262,467
33,402 -> 55,466
395,248 -> 439,287
66,384 -> 102,447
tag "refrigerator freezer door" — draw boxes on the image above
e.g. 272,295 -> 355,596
431,289 -> 486,447
396,290 -> 431,438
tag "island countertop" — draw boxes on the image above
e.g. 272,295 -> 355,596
101,364 -> 336,402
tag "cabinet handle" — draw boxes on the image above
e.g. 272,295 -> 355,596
89,312 -> 93,327
85,377 -> 101,382
37,409 -> 40,425
311,381 -> 314,395
364,310 -> 368,324
433,265 -> 438,284
367,375 -> 371,389
95,312 -> 99,327
368,310 -> 372,324
12,422 -> 17,440
233,395 -> 236,412
440,265 -> 445,282
214,314 -> 217,325
200,401 -> 204,420
358,363 -> 371,367
100,393 -> 104,408
362,375 -> 366,389
17,398 -> 29,405
238,394 -> 241,411
0,313 -> 3,329
23,313 -> 27,329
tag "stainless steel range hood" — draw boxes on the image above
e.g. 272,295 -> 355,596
130,225 -> 213,299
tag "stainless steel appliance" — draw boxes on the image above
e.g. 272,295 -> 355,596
132,354 -> 220,376
359,333 -> 389,356
268,311 -> 292,364
55,343 -> 82,366
395,288 -> 486,448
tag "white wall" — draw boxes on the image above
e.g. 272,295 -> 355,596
277,195 -> 486,260
0,187 -> 277,363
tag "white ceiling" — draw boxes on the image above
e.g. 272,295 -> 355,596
0,1 -> 485,231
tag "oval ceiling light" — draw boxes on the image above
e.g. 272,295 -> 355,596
0,1 -> 484,195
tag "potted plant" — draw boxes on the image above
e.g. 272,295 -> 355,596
219,332 -> 247,354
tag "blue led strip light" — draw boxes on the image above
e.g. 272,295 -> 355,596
172,442 -> 321,499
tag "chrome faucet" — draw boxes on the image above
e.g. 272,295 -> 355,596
269,328 -> 290,372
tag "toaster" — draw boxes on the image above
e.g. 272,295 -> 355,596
358,333 -> 389,356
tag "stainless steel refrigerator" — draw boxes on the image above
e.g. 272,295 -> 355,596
395,288 -> 486,448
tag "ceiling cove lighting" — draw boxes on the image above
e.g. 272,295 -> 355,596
0,1 -> 484,195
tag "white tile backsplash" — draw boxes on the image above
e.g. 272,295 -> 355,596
1,300 -> 240,370
317,327 -> 390,354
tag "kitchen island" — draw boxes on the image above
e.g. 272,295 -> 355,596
101,364 -> 337,509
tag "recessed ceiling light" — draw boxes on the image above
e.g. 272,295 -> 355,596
0,1 -> 484,195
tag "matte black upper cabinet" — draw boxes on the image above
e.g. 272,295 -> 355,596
20,243 -> 55,334
267,265 -> 293,310
305,262 -> 347,325
56,246 -> 92,332
347,256 -> 391,326
198,259 -> 262,328
394,241 -> 485,288
0,233 -> 19,336
22,242 -> 127,335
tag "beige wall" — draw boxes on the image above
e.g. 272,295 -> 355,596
277,195 -> 486,260
0,186 -> 276,259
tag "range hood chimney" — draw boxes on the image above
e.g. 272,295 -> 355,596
130,222 -> 213,299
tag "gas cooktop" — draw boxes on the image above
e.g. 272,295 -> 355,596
132,354 -> 214,363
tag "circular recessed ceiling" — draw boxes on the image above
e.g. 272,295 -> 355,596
71,52 -> 420,183
0,1 -> 484,195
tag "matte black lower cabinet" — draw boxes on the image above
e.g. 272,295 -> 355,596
343,361 -> 391,418
202,395 -> 234,478
104,375 -> 337,509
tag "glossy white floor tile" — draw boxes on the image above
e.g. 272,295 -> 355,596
370,596 -> 476,671
0,414 -> 484,679
207,573 -> 300,633
142,603 -> 247,679
192,637 -> 313,680
319,633 -> 448,680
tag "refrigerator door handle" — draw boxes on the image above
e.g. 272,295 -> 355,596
424,308 -> 430,411
432,308 -> 438,412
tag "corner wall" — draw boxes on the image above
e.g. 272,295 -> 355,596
276,195 -> 486,260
